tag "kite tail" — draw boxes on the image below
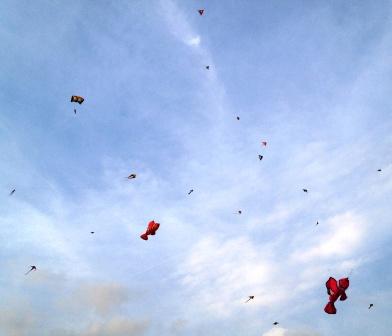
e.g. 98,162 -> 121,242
324,302 -> 337,314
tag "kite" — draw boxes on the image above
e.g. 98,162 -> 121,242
9,189 -> 15,196
368,303 -> 373,309
126,174 -> 137,179
258,155 -> 263,161
316,221 -> 319,225
25,265 -> 37,275
206,65 -> 210,70
378,169 -> 382,172
188,189 -> 194,195
245,296 -> 254,303
237,116 -> 240,120
237,210 -> 242,215
273,322 -> 279,326
198,9 -> 204,15
71,95 -> 84,114
140,220 -> 160,240
261,141 -> 267,147
303,188 -> 308,193
90,231 -> 94,234
324,277 -> 349,314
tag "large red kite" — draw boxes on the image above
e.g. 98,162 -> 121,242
324,277 -> 349,314
140,220 -> 160,240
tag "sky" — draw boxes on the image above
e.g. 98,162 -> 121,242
0,0 -> 392,335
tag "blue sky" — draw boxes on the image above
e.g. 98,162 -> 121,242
1,1 -> 392,335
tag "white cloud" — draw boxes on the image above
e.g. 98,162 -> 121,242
186,35 -> 201,47
263,328 -> 320,336
177,236 -> 282,317
293,212 -> 365,262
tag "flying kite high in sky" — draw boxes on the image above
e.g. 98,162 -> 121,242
237,116 -> 240,120
9,189 -> 15,196
25,265 -> 37,275
258,155 -> 263,161
378,169 -> 382,172
71,95 -> 84,114
188,189 -> 194,195
140,220 -> 160,240
198,9 -> 204,15
206,65 -> 210,70
324,277 -> 349,314
273,322 -> 279,326
303,188 -> 308,193
261,141 -> 267,146
245,296 -> 254,303
126,174 -> 137,179
369,303 -> 374,309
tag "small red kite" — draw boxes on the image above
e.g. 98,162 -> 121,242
140,220 -> 160,240
198,9 -> 204,15
324,277 -> 349,314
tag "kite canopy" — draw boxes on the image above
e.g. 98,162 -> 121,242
71,96 -> 84,104
140,220 -> 160,240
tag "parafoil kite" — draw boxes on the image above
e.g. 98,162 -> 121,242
71,95 -> 84,114
140,220 -> 160,240
324,277 -> 349,314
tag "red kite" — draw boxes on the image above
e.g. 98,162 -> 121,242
198,9 -> 204,15
324,277 -> 349,314
261,141 -> 267,146
140,220 -> 160,240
